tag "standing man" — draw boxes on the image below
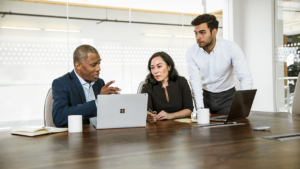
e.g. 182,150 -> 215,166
52,45 -> 121,127
186,14 -> 253,114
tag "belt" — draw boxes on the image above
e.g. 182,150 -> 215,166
203,89 -> 219,94
203,87 -> 235,94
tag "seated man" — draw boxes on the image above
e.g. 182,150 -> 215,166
52,45 -> 121,127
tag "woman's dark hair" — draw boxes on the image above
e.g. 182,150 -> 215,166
145,51 -> 179,85
191,14 -> 219,33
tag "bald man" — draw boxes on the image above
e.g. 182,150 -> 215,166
52,45 -> 121,127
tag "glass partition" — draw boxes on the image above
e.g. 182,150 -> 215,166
0,0 -> 223,129
67,2 -> 131,93
275,0 -> 300,112
0,0 -> 69,128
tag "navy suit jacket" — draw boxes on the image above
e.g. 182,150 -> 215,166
52,70 -> 105,127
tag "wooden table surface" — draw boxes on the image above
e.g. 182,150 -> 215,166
1,111 -> 300,169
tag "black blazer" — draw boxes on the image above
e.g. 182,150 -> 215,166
52,70 -> 105,127
141,76 -> 194,114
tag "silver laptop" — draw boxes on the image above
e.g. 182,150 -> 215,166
90,94 -> 148,129
210,89 -> 257,122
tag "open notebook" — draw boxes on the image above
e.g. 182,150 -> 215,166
11,127 -> 68,137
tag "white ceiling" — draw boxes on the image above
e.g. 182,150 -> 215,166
277,1 -> 300,34
280,1 -> 300,24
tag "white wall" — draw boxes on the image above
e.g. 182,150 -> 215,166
223,0 -> 276,112
274,0 -> 285,112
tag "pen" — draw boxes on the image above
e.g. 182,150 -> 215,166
224,122 -> 237,124
194,122 -> 238,127
148,109 -> 156,114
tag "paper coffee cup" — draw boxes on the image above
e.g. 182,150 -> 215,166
197,108 -> 210,124
68,115 -> 82,133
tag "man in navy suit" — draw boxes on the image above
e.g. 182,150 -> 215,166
52,45 -> 121,127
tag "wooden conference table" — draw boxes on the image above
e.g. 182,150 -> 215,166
1,111 -> 300,169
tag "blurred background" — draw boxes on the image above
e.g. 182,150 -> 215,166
0,0 -> 299,130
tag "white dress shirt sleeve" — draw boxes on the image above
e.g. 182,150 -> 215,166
186,48 -> 204,109
231,43 -> 253,90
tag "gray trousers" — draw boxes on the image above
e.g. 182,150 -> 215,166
203,87 -> 236,114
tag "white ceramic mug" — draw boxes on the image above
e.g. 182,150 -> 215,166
68,115 -> 83,133
197,108 -> 210,124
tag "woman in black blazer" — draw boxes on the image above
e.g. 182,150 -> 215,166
142,52 -> 194,123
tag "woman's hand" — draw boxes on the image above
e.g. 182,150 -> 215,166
147,111 -> 157,123
156,110 -> 174,121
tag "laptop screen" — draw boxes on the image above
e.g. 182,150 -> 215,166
226,89 -> 257,121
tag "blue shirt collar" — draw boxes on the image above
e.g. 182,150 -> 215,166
74,69 -> 95,86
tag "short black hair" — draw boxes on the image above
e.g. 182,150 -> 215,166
145,51 -> 179,85
191,14 -> 219,33
73,45 -> 99,66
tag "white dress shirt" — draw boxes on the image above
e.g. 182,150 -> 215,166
74,70 -> 97,106
185,39 -> 253,109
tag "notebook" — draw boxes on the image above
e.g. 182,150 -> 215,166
11,127 -> 68,137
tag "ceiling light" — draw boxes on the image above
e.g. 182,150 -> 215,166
0,127 -> 11,130
174,35 -> 194,38
45,29 -> 80,32
144,34 -> 195,38
144,34 -> 172,37
284,21 -> 300,26
1,26 -> 41,31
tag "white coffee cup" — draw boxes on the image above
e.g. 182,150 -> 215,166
197,108 -> 210,124
68,115 -> 82,133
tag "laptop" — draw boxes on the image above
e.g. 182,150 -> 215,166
90,94 -> 148,129
210,89 -> 257,122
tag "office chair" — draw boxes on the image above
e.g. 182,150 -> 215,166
44,88 -> 56,127
137,81 -> 146,94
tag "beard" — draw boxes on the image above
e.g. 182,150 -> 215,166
197,34 -> 214,48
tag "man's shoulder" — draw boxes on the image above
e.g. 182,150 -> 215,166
53,72 -> 72,84
187,43 -> 200,52
52,71 -> 104,87
51,72 -> 74,92
218,39 -> 238,48
186,43 -> 201,59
